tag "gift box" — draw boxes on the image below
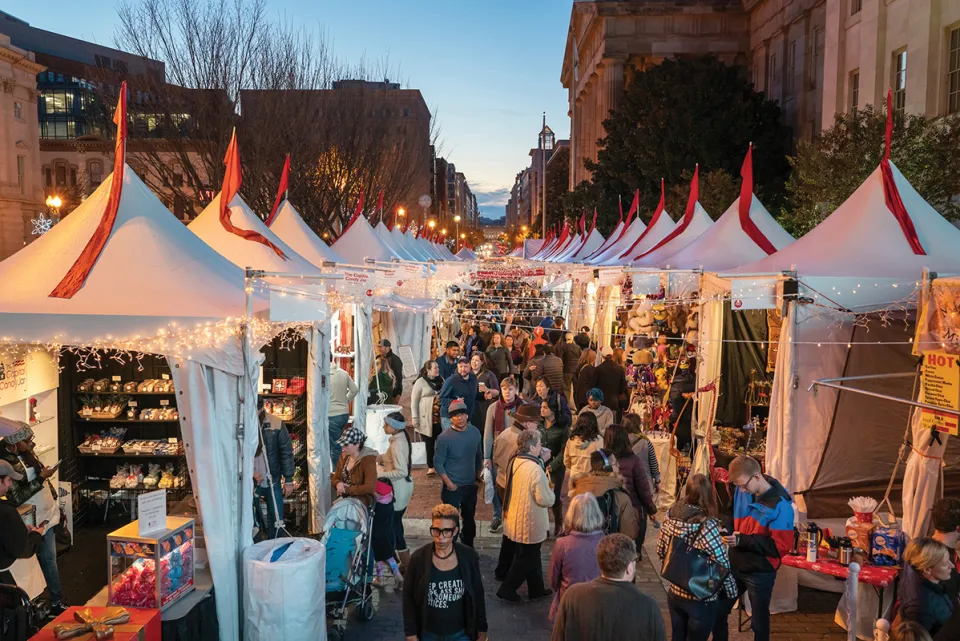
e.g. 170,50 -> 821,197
30,606 -> 161,641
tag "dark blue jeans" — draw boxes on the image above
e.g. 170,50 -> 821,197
668,594 -> 719,641
393,507 -> 407,551
328,414 -> 350,465
712,571 -> 776,641
255,484 -> 285,539
38,528 -> 62,604
440,483 -> 477,547
422,631 -> 470,641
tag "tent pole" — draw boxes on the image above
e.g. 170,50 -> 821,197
239,266 -> 256,638
808,376 -> 959,415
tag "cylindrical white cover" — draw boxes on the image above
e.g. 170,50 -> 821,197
243,538 -> 327,641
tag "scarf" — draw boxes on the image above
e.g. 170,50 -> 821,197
425,375 -> 443,393
494,396 -> 523,436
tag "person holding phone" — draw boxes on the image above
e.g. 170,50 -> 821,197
1,420 -> 66,613
0,460 -> 45,589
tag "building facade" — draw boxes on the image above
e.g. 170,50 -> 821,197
561,0 -> 960,189
0,33 -> 44,258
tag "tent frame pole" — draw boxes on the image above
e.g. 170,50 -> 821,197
809,374 -> 960,416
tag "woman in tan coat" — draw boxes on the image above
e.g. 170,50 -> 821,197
331,427 -> 378,507
497,430 -> 556,602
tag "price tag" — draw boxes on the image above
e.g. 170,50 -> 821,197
160,400 -> 169,407
161,373 -> 170,380
128,401 -> 138,407
138,490 -> 167,536
168,437 -> 178,444
111,376 -> 122,382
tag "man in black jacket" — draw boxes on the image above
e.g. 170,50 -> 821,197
594,347 -> 628,421
379,339 -> 404,402
0,460 -> 44,587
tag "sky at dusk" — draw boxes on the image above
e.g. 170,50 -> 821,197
10,1 -> 573,219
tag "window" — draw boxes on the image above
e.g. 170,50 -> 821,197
894,49 -> 907,112
55,163 -> 66,186
13,101 -> 21,120
402,108 -> 409,117
17,156 -> 25,194
949,27 -> 960,114
786,41 -> 797,93
44,168 -> 52,187
850,70 -> 860,112
770,53 -> 778,86
851,0 -> 862,15
89,161 -> 103,186
70,168 -> 77,187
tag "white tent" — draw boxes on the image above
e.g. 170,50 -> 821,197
332,217 -> 400,264
630,202 -> 713,267
569,229 -> 606,262
588,218 -> 645,265
660,194 -> 794,271
268,200 -> 344,265
392,227 -> 429,261
532,235 -> 561,260
580,221 -> 623,262
189,193 -> 322,275
375,222 -> 415,261
0,165 -> 261,641
410,233 -> 441,261
457,247 -> 478,261
599,208 -> 676,266
551,233 -> 582,262
542,229 -> 576,261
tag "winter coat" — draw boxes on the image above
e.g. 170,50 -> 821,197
328,364 -> 358,417
410,376 -> 441,438
576,405 -> 614,434
403,543 -> 488,640
483,397 -> 521,460
547,530 -> 603,621
630,434 -> 661,488
559,342 -> 582,375
563,436 -> 603,484
492,426 -> 523,489
0,449 -> 48,507
594,359 -> 628,414
539,354 -> 565,392
569,470 -> 640,540
616,452 -> 657,516
656,503 -> 737,601
439,372 -> 479,419
332,446 -> 378,507
899,562 -> 956,635
379,433 -> 414,511
472,368 -> 499,428
503,454 -> 555,544
730,474 -> 795,574
540,419 -> 570,476
260,419 -> 295,484
383,349 -> 404,397
0,499 -> 43,572
436,354 -> 459,381
485,345 -> 514,379
574,364 -> 598,411
551,578 -> 667,641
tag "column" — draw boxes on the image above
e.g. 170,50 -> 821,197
603,57 -> 626,132
858,0 -> 888,109
906,0 -> 938,116
822,0 -> 846,124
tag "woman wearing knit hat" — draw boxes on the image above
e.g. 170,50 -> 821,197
378,411 -> 414,575
576,389 -> 614,434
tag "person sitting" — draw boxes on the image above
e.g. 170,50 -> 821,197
547,493 -> 604,621
891,621 -> 933,641
576,389 -> 614,433
898,537 -> 956,636
568,450 -> 639,540
331,427 -> 378,507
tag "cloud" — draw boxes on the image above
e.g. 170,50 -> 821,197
474,188 -> 510,208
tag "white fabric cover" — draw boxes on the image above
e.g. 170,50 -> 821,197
651,435 -> 677,511
456,248 -> 478,261
551,234 -> 582,262
696,275 -> 729,438
269,200 -> 343,265
392,228 -> 429,261
365,404 -> 404,454
375,222 -> 415,261
570,229 -> 605,261
599,212 -> 676,266
167,351 -> 261,641
352,301 -> 374,431
333,217 -> 399,264
581,222 -> 624,262
242,538 -> 327,641
631,202 -> 713,267
901,388 -> 946,538
660,196 -> 795,271
382,311 -> 432,380
189,193 -> 321,275
307,323 -> 333,531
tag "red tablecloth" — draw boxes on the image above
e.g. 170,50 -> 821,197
781,553 -> 900,588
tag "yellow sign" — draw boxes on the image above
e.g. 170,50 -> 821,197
922,351 -> 960,411
920,407 -> 959,436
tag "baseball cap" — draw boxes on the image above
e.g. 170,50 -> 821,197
448,399 -> 469,416
335,427 -> 366,448
600,346 -> 614,357
0,459 -> 24,481
456,356 -> 470,364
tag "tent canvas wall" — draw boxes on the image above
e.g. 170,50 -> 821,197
631,202 -> 713,267
268,200 -> 344,265
332,217 -> 399,264
599,210 -> 675,266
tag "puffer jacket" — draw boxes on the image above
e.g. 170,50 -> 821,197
563,436 -> 603,489
898,561 -> 955,635
503,454 -> 555,544
378,433 -> 414,511
332,446 -> 378,507
616,452 -> 657,517
657,503 -> 737,601
569,470 -> 640,539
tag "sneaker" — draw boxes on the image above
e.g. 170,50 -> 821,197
496,590 -> 522,603
489,517 -> 502,534
529,589 -> 554,602
49,602 -> 68,616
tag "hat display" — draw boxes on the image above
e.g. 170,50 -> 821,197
510,403 -> 542,424
0,459 -> 23,481
448,398 -> 469,416
335,427 -> 366,448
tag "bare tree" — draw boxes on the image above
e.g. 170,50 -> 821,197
112,0 -> 436,236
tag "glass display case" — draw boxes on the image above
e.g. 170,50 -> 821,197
107,516 -> 195,610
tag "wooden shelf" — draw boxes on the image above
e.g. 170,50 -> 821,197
75,418 -> 179,423
77,391 -> 176,396
77,452 -> 183,458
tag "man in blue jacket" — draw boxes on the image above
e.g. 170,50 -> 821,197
436,340 -> 461,380
439,357 -> 480,430
256,410 -> 295,539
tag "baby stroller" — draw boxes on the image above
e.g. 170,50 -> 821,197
322,497 -> 375,641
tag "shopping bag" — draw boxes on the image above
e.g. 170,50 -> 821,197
411,441 -> 427,466
482,468 -> 495,504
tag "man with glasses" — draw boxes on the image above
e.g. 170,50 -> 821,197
713,455 -> 794,641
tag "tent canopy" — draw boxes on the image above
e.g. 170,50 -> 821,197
190,193 -> 321,275
332,216 -> 400,264
581,221 -> 623,262
589,218 -> 646,265
601,211 -> 676,266
571,229 -> 605,261
268,200 -> 343,266
375,221 -> 415,260
457,247 -> 478,261
631,202 -> 713,267
661,195 -> 794,271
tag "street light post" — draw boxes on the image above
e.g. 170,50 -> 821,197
454,214 -> 461,251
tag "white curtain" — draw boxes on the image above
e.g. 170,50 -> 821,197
695,275 -> 728,440
306,322 -> 332,532
353,301 -> 374,432
166,348 -> 261,641
901,388 -> 946,538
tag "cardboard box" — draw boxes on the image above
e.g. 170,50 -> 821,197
31,606 -> 161,641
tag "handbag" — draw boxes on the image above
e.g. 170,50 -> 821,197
660,520 -> 729,600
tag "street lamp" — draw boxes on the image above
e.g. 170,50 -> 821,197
397,207 -> 406,218
428,220 -> 436,229
454,214 -> 461,251
45,195 -> 62,210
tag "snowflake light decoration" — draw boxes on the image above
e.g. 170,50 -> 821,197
31,212 -> 53,235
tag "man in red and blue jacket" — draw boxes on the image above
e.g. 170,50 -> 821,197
713,455 -> 794,641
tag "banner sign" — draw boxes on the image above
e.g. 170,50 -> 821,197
338,269 -> 375,298
731,279 -> 777,310
475,266 -> 545,280
0,351 -> 58,407
922,351 -> 960,410
597,269 -> 625,287
920,408 -> 959,436
566,267 -> 594,284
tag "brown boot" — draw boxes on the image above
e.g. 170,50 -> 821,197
397,549 -> 411,575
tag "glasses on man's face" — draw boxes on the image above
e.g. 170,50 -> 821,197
430,527 -> 457,538
734,475 -> 755,491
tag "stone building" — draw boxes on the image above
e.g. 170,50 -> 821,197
0,33 -> 44,258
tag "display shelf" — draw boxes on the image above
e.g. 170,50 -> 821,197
259,392 -> 305,398
79,391 -> 177,396
78,452 -> 183,459
78,478 -> 190,494
75,418 -> 180,423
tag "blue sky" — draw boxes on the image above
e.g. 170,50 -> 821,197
11,1 -> 572,220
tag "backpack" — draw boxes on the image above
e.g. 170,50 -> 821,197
595,488 -> 626,534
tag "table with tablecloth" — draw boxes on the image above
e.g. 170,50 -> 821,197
781,552 -> 900,618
